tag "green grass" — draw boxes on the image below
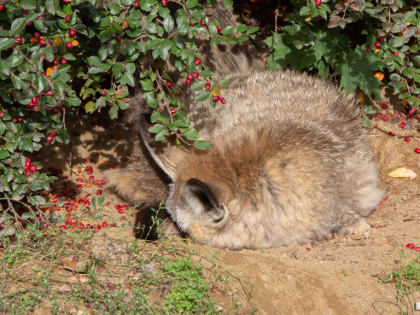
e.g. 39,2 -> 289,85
377,253 -> 420,314
0,211 -> 252,314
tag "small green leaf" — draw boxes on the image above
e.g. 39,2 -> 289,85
163,15 -> 174,33
11,18 -> 26,35
149,124 -> 164,133
194,91 -> 211,102
183,128 -> 199,141
140,79 -> 154,91
194,140 -> 211,150
0,39 -> 15,51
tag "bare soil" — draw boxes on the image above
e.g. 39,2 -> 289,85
38,111 -> 419,315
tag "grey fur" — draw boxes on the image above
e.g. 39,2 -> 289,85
105,69 -> 383,249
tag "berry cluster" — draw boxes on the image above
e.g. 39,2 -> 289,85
406,243 -> 420,251
24,157 -> 38,177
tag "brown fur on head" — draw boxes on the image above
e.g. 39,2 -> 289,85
105,70 -> 383,249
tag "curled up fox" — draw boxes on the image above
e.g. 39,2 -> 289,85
104,69 -> 383,249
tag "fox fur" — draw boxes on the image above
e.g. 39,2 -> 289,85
104,69 -> 383,249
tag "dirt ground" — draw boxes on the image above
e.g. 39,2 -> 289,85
38,109 -> 419,315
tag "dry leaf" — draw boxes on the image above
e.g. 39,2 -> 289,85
387,167 -> 416,179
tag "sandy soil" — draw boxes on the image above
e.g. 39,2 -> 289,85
39,110 -> 419,315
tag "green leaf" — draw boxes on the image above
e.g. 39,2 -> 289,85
11,18 -> 26,35
223,0 -> 233,7
163,15 -> 174,33
45,0 -> 59,15
146,22 -> 158,34
87,56 -> 101,66
300,6 -> 311,16
144,91 -> 157,108
155,129 -> 169,141
150,111 -> 160,123
221,26 -> 233,35
194,140 -> 211,150
0,150 -> 10,160
109,104 -> 118,119
29,195 -> 46,206
0,38 -> 15,51
149,124 -> 164,133
117,100 -> 129,110
194,92 -> 211,102
338,46 -> 385,100
183,128 -> 199,141
33,20 -> 48,33
140,79 -> 154,91
186,0 -> 199,9
200,70 -> 214,78
85,101 -> 95,113
191,81 -> 205,91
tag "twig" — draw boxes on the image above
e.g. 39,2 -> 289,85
370,119 -> 419,138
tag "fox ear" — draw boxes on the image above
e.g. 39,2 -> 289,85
139,114 -> 186,180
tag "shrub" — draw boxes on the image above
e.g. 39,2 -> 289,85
0,0 -> 254,235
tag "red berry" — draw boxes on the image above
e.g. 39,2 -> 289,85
388,131 -> 395,136
161,0 -> 168,6
199,19 -> 206,26
166,82 -> 174,87
189,21 -> 195,26
187,73 -> 193,80
60,224 -> 67,229
116,37 -> 122,42
48,40 -> 53,46
406,243 -> 415,249
25,170 -> 31,177
393,52 -> 398,56
68,28 -> 76,37
0,5 -> 4,11
60,56 -> 67,64
315,0 -> 321,6
101,89 -> 107,96
216,25 -> 222,33
170,108 -> 177,115
25,157 -> 31,167
0,111 -> 3,118
29,83 -> 34,89
213,95 -> 220,102
34,32 -> 41,38
193,71 -> 199,78
30,165 -> 37,172
374,41 -> 380,48
33,105 -> 39,111
408,108 -> 417,116
89,175 -> 94,181
65,41 -> 73,50
31,97 -> 39,105
415,148 -> 420,154
416,247 -> 420,252
64,15 -> 70,23
205,82 -> 211,90
194,58 -> 201,65
26,21 -> 32,27
77,184 -> 83,189
186,79 -> 192,85
46,135 -> 54,143
39,38 -> 46,46
15,36 -> 22,44
97,189 -> 103,196
134,0 -> 139,7
63,0 -> 72,3
101,221 -> 108,228
51,131 -> 57,136
220,97 -> 226,104
46,90 -> 53,96
86,167 -> 93,174
53,59 -> 59,66
399,122 -> 406,128
404,136 -> 410,142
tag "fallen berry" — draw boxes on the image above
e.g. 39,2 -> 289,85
86,167 -> 93,174
213,95 -> 220,102
96,189 -> 102,196
220,97 -> 226,104
404,136 -> 410,142
406,243 -> 415,249
102,221 -> 108,228
415,148 -> 420,154
399,122 -> 406,128
416,247 -> 420,252
388,131 -> 395,136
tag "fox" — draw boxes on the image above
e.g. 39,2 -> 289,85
104,69 -> 383,249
